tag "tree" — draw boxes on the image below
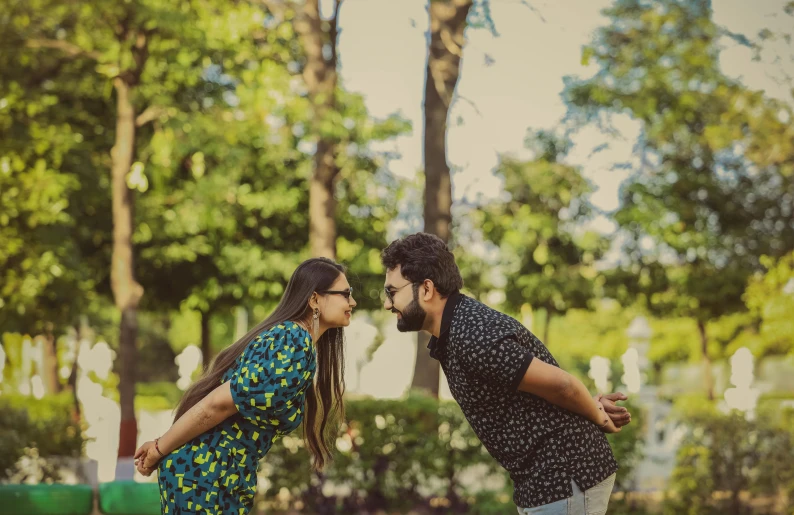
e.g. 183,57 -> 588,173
258,0 -> 409,277
564,0 -> 794,398
132,5 -> 408,368
3,0 -> 260,462
475,131 -> 609,346
0,0 -> 114,397
743,252 -> 794,357
297,0 -> 343,259
412,0 -> 474,397
260,0 -> 345,260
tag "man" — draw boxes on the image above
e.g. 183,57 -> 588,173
381,232 -> 631,514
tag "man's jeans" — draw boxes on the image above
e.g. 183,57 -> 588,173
516,473 -> 616,515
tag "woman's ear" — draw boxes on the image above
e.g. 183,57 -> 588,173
308,292 -> 319,310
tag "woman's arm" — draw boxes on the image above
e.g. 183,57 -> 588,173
136,381 -> 238,473
160,381 -> 238,453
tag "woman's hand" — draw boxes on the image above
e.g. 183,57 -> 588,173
134,441 -> 161,476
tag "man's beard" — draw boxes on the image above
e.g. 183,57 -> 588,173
395,296 -> 426,333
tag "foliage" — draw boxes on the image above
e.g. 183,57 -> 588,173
607,398 -> 645,492
260,393 -> 504,513
0,393 -> 85,482
0,0 -> 408,384
255,393 -> 644,513
664,400 -> 794,515
744,251 -> 794,357
542,300 -> 633,375
565,0 -> 794,332
468,130 -> 609,343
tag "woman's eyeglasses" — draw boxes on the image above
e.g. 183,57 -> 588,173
319,287 -> 354,300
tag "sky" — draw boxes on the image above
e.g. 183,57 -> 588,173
330,0 -> 793,241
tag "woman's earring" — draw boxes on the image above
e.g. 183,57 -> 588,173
312,308 -> 320,337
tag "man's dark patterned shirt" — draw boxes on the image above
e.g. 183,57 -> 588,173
428,293 -> 618,508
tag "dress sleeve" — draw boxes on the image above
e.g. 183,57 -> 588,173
228,324 -> 314,423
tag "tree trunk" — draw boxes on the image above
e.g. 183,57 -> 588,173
111,77 -> 144,459
296,0 -> 341,259
412,332 -> 438,394
697,319 -> 714,400
67,324 -> 81,422
235,306 -> 248,341
413,0 -> 473,397
543,309 -> 552,347
200,310 -> 211,370
42,322 -> 62,394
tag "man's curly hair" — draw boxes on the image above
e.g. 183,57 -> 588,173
381,232 -> 463,297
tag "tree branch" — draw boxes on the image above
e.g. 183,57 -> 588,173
26,39 -> 102,60
135,105 -> 168,127
256,0 -> 289,20
329,0 -> 343,69
520,1 -> 547,23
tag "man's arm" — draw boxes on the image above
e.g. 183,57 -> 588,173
517,359 -> 619,433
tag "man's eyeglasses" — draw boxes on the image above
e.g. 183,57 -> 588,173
383,282 -> 413,304
319,287 -> 354,300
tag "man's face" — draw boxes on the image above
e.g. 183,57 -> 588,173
384,266 -> 427,332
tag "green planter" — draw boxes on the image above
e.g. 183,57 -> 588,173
98,481 -> 160,515
0,484 -> 93,515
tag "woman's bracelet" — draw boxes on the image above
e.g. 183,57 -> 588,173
154,437 -> 166,458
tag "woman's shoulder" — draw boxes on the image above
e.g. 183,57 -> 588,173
259,321 -> 311,347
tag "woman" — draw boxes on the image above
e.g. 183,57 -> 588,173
134,257 -> 355,514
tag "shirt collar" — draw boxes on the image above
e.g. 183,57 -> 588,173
427,291 -> 463,360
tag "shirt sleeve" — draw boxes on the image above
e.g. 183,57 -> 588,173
458,324 -> 534,391
228,324 -> 314,423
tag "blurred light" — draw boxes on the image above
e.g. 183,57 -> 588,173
31,375 -> 45,399
621,348 -> 641,394
77,342 -> 120,483
724,347 -> 761,419
175,345 -> 202,391
589,356 -> 611,393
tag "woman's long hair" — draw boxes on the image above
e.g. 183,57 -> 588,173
173,257 -> 346,470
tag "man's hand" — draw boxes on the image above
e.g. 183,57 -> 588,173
596,400 -> 621,433
595,392 -> 631,428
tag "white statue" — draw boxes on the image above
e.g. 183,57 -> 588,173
723,347 -> 761,419
588,356 -> 612,393
175,345 -> 203,391
76,340 -> 121,483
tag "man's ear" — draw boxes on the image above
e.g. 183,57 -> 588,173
421,279 -> 437,302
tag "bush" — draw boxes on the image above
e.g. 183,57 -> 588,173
0,393 -> 85,482
663,401 -> 794,515
258,393 -> 644,514
260,393 -> 506,513
135,381 -> 184,412
606,398 -> 645,492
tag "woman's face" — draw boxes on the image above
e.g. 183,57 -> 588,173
317,273 -> 357,328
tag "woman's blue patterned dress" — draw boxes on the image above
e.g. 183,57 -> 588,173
157,323 -> 315,514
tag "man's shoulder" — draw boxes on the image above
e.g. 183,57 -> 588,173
452,296 -> 527,338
